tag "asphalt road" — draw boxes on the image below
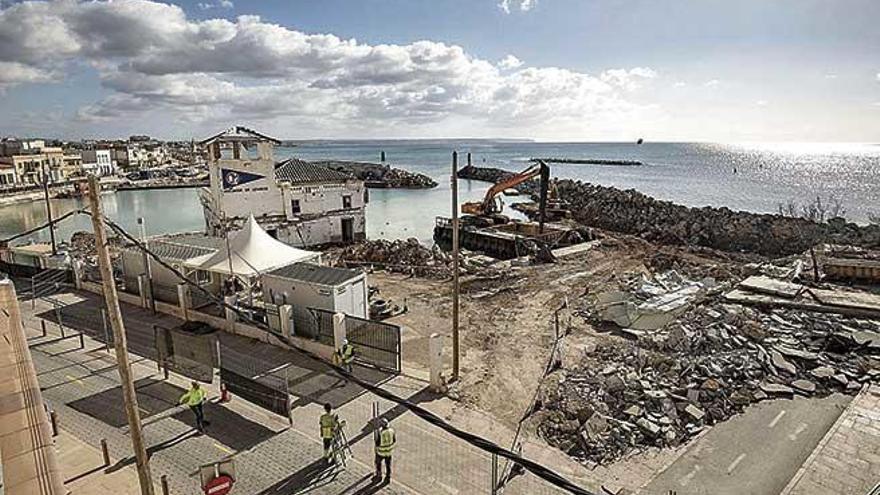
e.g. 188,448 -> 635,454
640,393 -> 851,495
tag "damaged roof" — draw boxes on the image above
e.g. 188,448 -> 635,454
274,158 -> 354,185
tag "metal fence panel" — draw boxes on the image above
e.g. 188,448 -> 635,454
155,325 -> 217,383
219,366 -> 289,418
345,313 -> 401,372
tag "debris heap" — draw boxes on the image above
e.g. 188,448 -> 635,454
327,238 -> 488,278
538,299 -> 879,466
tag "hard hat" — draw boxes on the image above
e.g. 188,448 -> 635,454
343,339 -> 349,345
380,418 -> 389,427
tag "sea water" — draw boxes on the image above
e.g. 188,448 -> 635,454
2,141 -> 878,245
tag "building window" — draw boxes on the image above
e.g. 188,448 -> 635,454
291,199 -> 301,215
343,195 -> 352,209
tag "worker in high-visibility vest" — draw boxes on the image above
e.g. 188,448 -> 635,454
335,339 -> 355,372
319,403 -> 339,462
179,381 -> 208,434
374,418 -> 396,482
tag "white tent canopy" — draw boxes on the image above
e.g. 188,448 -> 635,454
187,215 -> 319,277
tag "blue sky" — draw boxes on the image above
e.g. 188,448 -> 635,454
1,0 -> 878,141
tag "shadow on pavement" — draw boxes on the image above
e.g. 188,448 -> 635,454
254,458 -> 341,495
69,377 -> 276,451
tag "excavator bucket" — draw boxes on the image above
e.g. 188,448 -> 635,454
461,202 -> 484,215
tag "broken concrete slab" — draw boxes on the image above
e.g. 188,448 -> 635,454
810,366 -> 836,379
739,275 -> 804,298
684,404 -> 706,422
770,350 -> 797,375
760,382 -> 794,395
791,379 -> 817,394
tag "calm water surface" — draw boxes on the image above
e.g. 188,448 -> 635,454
2,142 -> 878,245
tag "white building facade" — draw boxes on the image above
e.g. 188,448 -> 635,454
198,127 -> 366,247
81,149 -> 117,177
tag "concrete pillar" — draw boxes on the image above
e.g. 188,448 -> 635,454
72,260 -> 83,289
332,312 -> 346,351
136,274 -> 151,308
429,333 -> 445,392
177,283 -> 191,319
279,304 -> 292,338
224,295 -> 237,330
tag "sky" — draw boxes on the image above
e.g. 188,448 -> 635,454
0,0 -> 878,141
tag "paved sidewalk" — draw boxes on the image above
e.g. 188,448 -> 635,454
782,384 -> 880,495
24,289 -> 411,494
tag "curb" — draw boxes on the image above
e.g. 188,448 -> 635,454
778,384 -> 868,495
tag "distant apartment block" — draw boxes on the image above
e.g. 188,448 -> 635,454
198,126 -> 366,247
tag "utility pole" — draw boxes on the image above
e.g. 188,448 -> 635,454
41,161 -> 56,254
451,151 -> 460,383
87,175 -> 155,495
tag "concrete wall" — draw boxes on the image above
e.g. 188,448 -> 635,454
262,272 -> 368,320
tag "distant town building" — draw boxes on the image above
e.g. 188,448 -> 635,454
0,139 -> 46,157
81,149 -> 117,177
198,126 -> 366,247
0,147 -> 65,184
61,153 -> 83,178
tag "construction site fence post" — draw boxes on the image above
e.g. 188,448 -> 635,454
31,277 -> 36,309
491,453 -> 499,495
79,331 -> 84,349
56,304 -> 65,338
160,475 -> 170,495
101,439 -> 110,467
40,319 -> 47,338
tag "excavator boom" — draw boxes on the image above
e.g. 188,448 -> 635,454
461,162 -> 547,216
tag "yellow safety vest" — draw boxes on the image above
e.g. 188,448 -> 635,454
179,387 -> 206,407
376,427 -> 395,457
341,344 -> 354,364
320,413 -> 337,439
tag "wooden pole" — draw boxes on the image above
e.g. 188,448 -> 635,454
451,151 -> 460,383
87,175 -> 155,495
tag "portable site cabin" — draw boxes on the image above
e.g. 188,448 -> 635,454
262,263 -> 368,319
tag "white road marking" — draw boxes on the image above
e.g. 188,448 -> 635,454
788,422 -> 808,441
678,465 -> 701,486
726,453 -> 747,474
768,410 -> 787,428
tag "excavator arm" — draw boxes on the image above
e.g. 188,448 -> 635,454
462,161 -> 547,216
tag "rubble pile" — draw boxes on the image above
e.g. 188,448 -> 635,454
69,231 -> 125,262
457,165 -> 880,256
315,160 -> 437,189
538,299 -> 879,465
328,238 -> 487,278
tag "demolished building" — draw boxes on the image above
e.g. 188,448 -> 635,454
199,126 -> 367,248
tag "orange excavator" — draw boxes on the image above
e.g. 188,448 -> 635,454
461,160 -> 555,230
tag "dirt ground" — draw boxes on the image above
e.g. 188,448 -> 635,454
369,233 -> 747,430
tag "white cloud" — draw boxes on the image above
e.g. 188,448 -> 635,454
824,73 -> 837,79
498,0 -> 538,14
599,67 -> 657,91
673,81 -> 686,88
498,54 -> 523,70
704,79 -> 720,88
0,0 -> 656,138
0,61 -> 56,91
876,72 -> 880,82
756,100 -> 768,107
198,0 -> 233,10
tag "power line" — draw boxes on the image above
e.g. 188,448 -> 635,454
99,215 -> 597,495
